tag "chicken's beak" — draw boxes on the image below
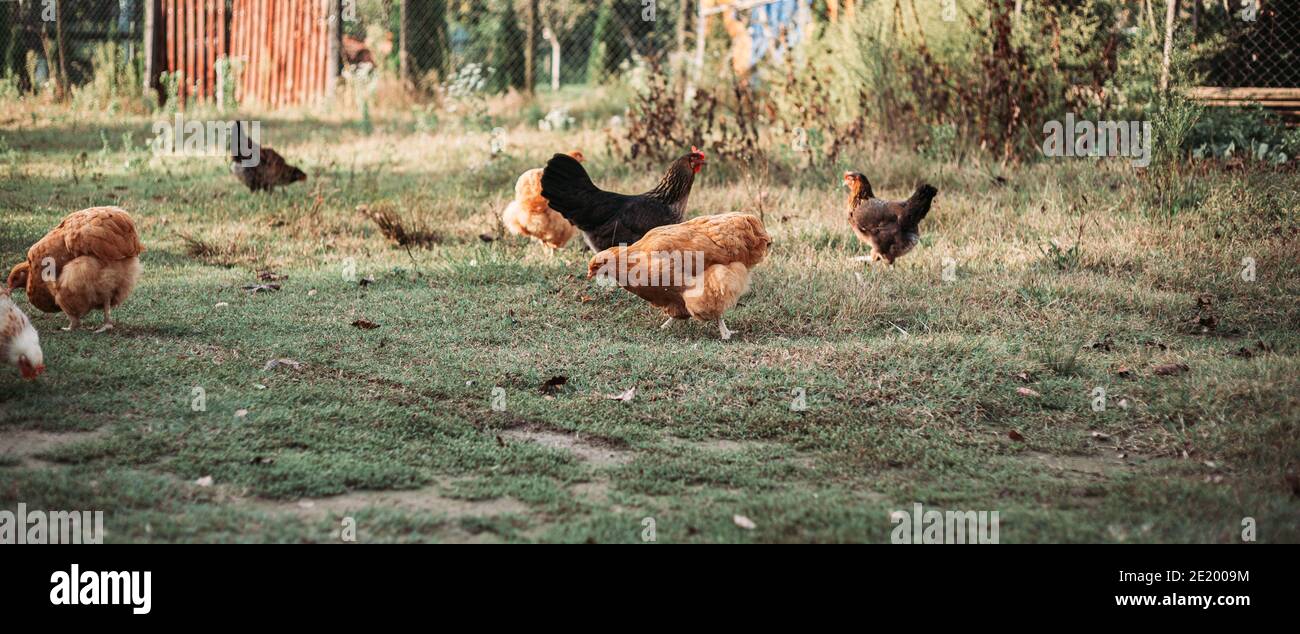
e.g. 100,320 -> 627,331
18,357 -> 43,380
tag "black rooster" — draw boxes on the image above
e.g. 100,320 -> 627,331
844,172 -> 938,265
540,148 -> 706,251
230,120 -> 306,193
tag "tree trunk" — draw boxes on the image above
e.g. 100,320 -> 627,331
144,0 -> 158,99
1159,0 -> 1178,93
524,0 -> 537,95
543,27 -> 560,92
675,0 -> 689,101
54,0 -> 68,101
399,0 -> 410,87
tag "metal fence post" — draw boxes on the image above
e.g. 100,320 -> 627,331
327,0 -> 341,98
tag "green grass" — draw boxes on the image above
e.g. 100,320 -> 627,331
0,102 -> 1297,543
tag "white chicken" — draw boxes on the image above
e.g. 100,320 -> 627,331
1,289 -> 44,379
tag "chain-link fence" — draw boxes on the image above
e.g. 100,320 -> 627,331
1198,0 -> 1299,88
0,1 -> 1297,105
1,0 -> 143,95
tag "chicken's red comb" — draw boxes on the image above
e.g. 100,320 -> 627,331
691,146 -> 706,159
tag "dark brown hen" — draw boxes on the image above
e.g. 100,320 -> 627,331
844,172 -> 938,265
231,121 -> 307,193
540,148 -> 705,251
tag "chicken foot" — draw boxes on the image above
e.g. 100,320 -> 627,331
93,305 -> 116,333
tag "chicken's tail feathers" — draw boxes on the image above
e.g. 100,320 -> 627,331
901,183 -> 938,228
541,153 -> 609,228
910,184 -> 939,205
7,261 -> 29,292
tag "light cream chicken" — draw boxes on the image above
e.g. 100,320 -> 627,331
1,288 -> 44,379
588,212 -> 770,340
503,150 -> 584,255
7,206 -> 145,332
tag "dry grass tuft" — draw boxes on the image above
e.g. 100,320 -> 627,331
357,204 -> 443,248
176,231 -> 263,268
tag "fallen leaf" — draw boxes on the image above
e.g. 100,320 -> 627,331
733,515 -> 757,530
1014,371 -> 1032,383
539,375 -> 568,395
254,384 -> 267,390
607,387 -> 636,402
234,409 -> 249,418
1008,430 -> 1025,442
194,476 -> 214,487
258,270 -> 286,282
308,289 -> 318,297
1090,431 -> 1111,441
351,319 -> 381,330
242,283 -> 280,293
214,301 -> 229,308
262,358 -> 302,371
1115,366 -> 1134,378
1152,363 -> 1189,376
1016,387 -> 1040,397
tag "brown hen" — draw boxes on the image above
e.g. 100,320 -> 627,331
7,206 -> 145,332
588,213 -> 770,340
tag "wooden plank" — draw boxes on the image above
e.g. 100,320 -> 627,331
316,0 -> 327,102
233,0 -> 243,102
217,0 -> 226,103
260,0 -> 270,106
288,0 -> 301,105
271,0 -> 283,108
197,0 -> 207,99
317,0 -> 327,102
186,0 -> 195,104
1187,87 -> 1300,102
1195,100 -> 1300,108
303,0 -> 312,105
164,0 -> 174,74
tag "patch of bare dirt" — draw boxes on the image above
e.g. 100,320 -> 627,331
0,428 -> 107,467
241,484 -> 530,521
1022,451 -> 1134,479
500,429 -> 633,467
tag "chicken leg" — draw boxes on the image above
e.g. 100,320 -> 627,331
62,316 -> 81,331
94,306 -> 114,333
718,319 -> 734,340
660,317 -> 679,330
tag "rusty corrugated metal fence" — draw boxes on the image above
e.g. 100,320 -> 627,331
156,0 -> 338,108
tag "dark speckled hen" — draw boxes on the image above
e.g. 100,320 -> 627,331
844,172 -> 937,266
230,120 -> 306,193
